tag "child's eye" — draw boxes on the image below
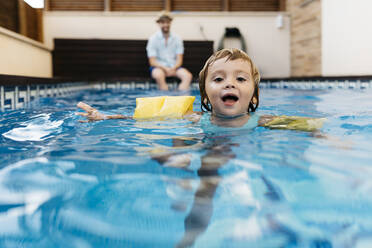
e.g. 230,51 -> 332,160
237,77 -> 247,82
213,77 -> 223,82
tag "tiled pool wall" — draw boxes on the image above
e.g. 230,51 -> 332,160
260,79 -> 372,90
1,79 -> 372,111
0,83 -> 94,111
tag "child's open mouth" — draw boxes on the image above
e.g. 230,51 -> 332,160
221,93 -> 239,106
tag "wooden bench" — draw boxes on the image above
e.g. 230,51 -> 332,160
53,38 -> 214,81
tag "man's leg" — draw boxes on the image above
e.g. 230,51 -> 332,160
176,68 -> 193,91
151,67 -> 168,91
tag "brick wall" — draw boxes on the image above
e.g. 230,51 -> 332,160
287,0 -> 321,77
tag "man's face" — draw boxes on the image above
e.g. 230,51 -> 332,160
158,19 -> 171,34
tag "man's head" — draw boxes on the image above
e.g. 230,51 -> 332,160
199,48 -> 261,115
156,11 -> 173,34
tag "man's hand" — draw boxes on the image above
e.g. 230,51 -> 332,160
164,67 -> 177,77
76,102 -> 107,122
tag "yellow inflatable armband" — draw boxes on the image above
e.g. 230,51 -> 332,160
133,96 -> 195,119
263,115 -> 326,132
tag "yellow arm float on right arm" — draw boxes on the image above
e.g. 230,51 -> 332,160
262,115 -> 326,132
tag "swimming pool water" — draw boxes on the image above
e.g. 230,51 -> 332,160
1,87 -> 372,247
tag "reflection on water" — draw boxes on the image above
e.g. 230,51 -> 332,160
0,88 -> 372,247
2,113 -> 63,142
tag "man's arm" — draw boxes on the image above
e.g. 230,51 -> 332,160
148,57 -> 167,71
172,54 -> 183,69
171,36 -> 184,71
146,36 -> 168,72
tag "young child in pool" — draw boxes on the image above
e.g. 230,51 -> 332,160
77,48 -> 324,132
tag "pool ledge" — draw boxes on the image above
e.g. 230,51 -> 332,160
0,27 -> 52,52
1,76 -> 372,111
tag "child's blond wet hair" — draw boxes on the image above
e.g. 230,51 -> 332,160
198,48 -> 261,113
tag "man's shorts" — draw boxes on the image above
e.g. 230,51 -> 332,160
149,66 -> 184,75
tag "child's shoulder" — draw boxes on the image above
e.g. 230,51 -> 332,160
184,111 -> 203,123
257,115 -> 276,126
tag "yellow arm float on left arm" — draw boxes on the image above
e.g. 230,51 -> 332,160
133,96 -> 195,119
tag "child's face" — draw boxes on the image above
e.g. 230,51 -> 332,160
205,58 -> 256,117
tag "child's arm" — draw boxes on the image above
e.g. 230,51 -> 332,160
259,115 -> 352,149
76,102 -> 132,122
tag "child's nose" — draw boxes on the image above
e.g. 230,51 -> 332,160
225,81 -> 236,88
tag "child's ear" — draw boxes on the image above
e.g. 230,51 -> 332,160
252,96 -> 258,105
252,88 -> 259,105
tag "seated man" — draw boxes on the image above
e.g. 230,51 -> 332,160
146,11 -> 193,91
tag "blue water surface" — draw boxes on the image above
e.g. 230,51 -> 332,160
1,87 -> 372,248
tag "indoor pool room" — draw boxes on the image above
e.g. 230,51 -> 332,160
1,0 -> 372,248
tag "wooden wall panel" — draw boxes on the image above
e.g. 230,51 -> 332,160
47,0 -> 282,11
49,0 -> 104,11
230,0 -> 279,11
53,39 -> 213,80
0,0 -> 19,32
24,2 -> 39,41
172,0 -> 222,11
0,1 -> 42,42
17,1 -> 43,42
112,0 -> 163,11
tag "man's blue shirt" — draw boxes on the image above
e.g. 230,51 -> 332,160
146,31 -> 184,68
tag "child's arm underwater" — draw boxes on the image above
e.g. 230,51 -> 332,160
76,102 -> 132,122
257,114 -> 352,149
258,114 -> 326,132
